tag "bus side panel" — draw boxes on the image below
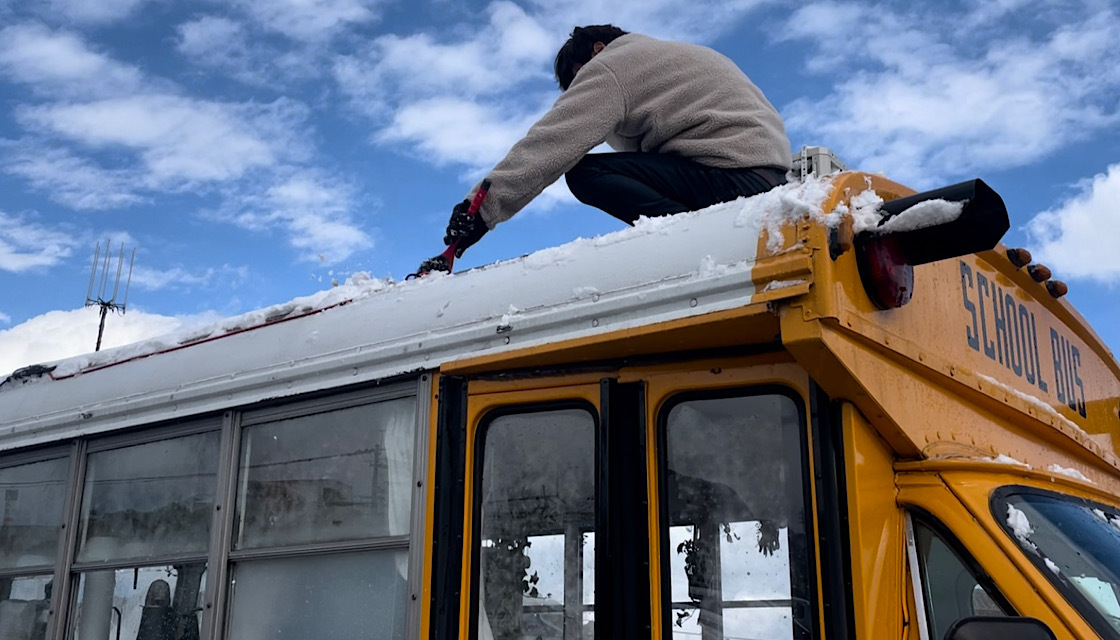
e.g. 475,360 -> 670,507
841,403 -> 906,638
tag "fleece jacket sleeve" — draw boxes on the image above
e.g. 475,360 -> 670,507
473,60 -> 627,228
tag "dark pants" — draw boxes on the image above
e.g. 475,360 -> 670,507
565,152 -> 788,224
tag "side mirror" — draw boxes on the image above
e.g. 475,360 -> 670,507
944,616 -> 1056,640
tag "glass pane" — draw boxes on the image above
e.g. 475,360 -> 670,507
227,550 -> 407,640
1001,493 -> 1120,638
912,519 -> 1007,640
477,408 -> 595,640
663,394 -> 809,640
78,433 -> 220,563
0,575 -> 53,640
0,457 -> 68,570
73,563 -> 206,640
235,397 -> 416,549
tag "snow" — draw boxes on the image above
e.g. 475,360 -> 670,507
0,177 -> 834,447
1094,509 -> 1120,534
762,279 -> 806,292
878,199 -> 963,233
847,180 -> 964,234
976,374 -> 1092,441
1046,463 -> 1093,483
1006,504 -> 1037,550
1044,558 -> 1061,575
985,454 -> 1031,468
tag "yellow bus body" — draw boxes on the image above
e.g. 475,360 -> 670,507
2,171 -> 1119,640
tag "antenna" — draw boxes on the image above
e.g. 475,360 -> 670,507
84,240 -> 136,352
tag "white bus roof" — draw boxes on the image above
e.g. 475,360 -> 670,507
0,178 -> 835,450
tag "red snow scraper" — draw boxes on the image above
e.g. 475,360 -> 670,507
408,180 -> 491,278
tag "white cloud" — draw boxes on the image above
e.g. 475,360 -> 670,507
0,311 -> 10,325
0,23 -> 143,97
130,264 -> 251,291
336,0 -> 776,183
334,1 -> 554,119
176,15 -> 250,66
218,171 -> 371,264
779,2 -> 1120,186
174,15 -> 317,85
0,307 -> 219,377
528,0 -> 775,43
234,0 -> 381,41
18,95 -> 309,186
0,210 -> 82,272
3,143 -> 145,210
1027,163 -> 1120,283
44,0 -> 150,24
378,96 -> 548,170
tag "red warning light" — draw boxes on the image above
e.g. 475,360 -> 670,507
855,233 -> 913,309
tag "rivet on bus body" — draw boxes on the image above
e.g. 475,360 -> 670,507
690,298 -> 698,308
592,293 -> 600,302
592,319 -> 599,327
504,337 -> 510,345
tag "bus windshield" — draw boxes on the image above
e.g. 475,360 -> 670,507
996,489 -> 1120,639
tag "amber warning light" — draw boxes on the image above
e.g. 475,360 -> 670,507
855,179 -> 1009,309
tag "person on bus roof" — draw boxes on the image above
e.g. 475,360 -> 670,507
441,24 -> 792,259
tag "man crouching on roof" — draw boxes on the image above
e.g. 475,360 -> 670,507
441,24 -> 792,260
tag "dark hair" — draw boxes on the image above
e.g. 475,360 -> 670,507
554,25 -> 628,90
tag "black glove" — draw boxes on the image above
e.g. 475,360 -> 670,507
443,198 -> 489,258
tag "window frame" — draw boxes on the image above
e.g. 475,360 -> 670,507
63,417 -> 224,640
219,380 -> 430,640
654,385 -> 817,640
468,399 -> 601,640
905,508 -> 1015,640
991,485 -> 1120,640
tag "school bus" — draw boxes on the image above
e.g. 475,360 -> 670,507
2,149 -> 1120,640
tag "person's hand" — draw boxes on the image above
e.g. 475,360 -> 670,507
443,199 -> 488,257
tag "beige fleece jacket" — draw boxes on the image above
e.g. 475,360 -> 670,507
473,33 -> 791,228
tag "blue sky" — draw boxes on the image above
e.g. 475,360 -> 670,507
0,0 -> 1118,373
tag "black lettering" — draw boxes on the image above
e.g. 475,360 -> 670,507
1032,314 -> 1048,393
1063,337 -> 1077,413
1072,346 -> 1086,418
977,274 -> 996,360
992,286 -> 1009,366
1006,296 -> 1023,376
1051,328 -> 1066,405
960,262 -> 980,351
1018,306 -> 1035,384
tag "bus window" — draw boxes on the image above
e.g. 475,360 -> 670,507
994,489 -> 1120,639
0,456 -> 68,640
475,407 -> 596,640
227,396 -> 416,640
72,431 -> 219,640
659,392 -> 811,640
908,514 -> 1010,640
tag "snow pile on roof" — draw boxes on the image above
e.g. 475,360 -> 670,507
12,272 -> 392,382
3,176 -> 840,388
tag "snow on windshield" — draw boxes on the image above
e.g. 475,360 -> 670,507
1005,503 -> 1037,550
